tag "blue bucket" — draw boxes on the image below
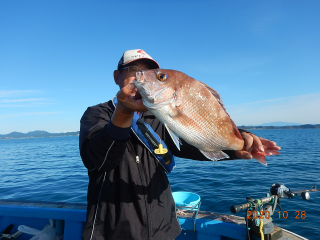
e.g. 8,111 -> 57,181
172,192 -> 201,208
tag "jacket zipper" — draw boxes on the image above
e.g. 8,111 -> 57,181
135,156 -> 151,240
130,142 -> 151,240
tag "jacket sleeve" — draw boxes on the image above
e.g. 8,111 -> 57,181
79,102 -> 129,172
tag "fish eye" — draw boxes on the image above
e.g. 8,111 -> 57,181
157,73 -> 168,81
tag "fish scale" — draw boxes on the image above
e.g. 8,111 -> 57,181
180,81 -> 235,150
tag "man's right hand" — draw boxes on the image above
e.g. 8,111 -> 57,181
111,83 -> 147,128
116,83 -> 147,114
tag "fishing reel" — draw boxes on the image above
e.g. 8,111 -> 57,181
231,194 -> 279,239
230,183 -> 319,240
270,183 -> 318,200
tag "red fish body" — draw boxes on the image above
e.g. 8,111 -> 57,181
134,69 -> 278,165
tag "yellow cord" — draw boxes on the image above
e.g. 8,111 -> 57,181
259,220 -> 264,240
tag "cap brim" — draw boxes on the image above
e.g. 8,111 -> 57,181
118,58 -> 159,70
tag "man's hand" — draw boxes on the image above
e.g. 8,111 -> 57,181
116,83 -> 147,114
235,132 -> 281,159
111,83 -> 147,128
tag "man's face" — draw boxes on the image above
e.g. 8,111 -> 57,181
114,61 -> 151,89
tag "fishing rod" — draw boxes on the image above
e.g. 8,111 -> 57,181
230,183 -> 319,240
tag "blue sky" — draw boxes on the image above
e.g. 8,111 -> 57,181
1,1 -> 319,134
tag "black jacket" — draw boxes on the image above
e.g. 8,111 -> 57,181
79,100 -> 238,240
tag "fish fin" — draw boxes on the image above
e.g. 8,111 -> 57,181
230,118 -> 243,140
199,81 -> 226,109
265,149 -> 281,156
199,150 -> 229,161
251,148 -> 280,166
165,124 -> 181,151
199,81 -> 244,142
198,81 -> 222,102
199,81 -> 237,122
252,152 -> 268,166
199,81 -> 243,142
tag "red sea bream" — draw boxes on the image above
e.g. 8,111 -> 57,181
134,69 -> 278,165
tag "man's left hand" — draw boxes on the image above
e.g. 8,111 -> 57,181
235,132 -> 281,159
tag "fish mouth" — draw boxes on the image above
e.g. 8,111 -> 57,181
133,72 -> 147,97
135,71 -> 145,84
134,71 -> 152,98
133,72 -> 154,105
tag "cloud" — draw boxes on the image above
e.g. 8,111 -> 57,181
226,93 -> 320,125
0,104 -> 49,107
0,98 -> 46,103
0,90 -> 51,107
0,90 -> 40,98
227,95 -> 297,107
0,111 -> 64,119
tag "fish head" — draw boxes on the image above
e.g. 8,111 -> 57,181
134,69 -> 189,109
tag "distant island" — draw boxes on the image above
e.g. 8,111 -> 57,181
255,121 -> 302,126
0,130 -> 79,140
238,124 -> 320,130
1,124 -> 319,139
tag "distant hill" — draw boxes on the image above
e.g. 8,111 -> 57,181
1,124 -> 320,139
258,121 -> 302,126
0,130 -> 79,139
238,124 -> 320,130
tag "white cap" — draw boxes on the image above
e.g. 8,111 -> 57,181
117,49 -> 160,70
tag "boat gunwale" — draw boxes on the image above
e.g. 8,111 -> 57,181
0,199 -> 309,240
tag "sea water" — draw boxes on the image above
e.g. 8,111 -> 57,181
1,129 -> 319,239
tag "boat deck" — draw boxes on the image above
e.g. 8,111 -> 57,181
0,200 -> 307,240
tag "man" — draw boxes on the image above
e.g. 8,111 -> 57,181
79,49 -> 280,240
